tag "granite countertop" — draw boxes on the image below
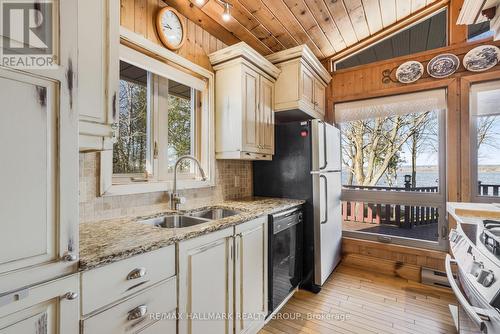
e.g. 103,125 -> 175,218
79,197 -> 304,271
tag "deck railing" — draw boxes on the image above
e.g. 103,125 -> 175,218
478,182 -> 500,196
342,185 -> 439,228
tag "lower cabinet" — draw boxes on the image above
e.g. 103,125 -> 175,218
178,228 -> 235,334
82,277 -> 176,334
0,275 -> 79,334
234,217 -> 268,334
178,217 -> 268,334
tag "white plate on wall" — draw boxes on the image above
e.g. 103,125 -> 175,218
396,61 -> 424,83
463,45 -> 500,72
427,53 -> 460,78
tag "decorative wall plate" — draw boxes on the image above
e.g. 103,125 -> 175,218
463,45 -> 500,72
396,61 -> 424,83
427,53 -> 460,78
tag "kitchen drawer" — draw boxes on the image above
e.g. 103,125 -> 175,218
81,246 -> 175,315
82,276 -> 177,334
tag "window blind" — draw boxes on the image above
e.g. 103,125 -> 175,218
470,80 -> 500,117
334,89 -> 447,123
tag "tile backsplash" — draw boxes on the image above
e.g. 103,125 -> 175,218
79,152 -> 253,223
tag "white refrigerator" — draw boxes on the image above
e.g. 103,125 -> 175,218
253,119 -> 342,290
311,120 -> 342,286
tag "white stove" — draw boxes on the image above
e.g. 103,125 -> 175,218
448,212 -> 500,333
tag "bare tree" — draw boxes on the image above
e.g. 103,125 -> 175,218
342,112 -> 435,187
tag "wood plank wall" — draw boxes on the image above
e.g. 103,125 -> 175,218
120,0 -> 228,71
327,39 -> 500,277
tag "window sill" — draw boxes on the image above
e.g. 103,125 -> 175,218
102,178 -> 215,197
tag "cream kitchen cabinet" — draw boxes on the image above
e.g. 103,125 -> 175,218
0,275 -> 79,334
82,278 -> 177,334
234,217 -> 268,334
178,228 -> 234,334
266,45 -> 332,121
78,0 -> 120,151
80,246 -> 176,334
0,0 -> 79,295
178,217 -> 268,334
209,42 -> 280,160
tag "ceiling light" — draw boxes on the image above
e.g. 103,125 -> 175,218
194,0 -> 206,6
218,0 -> 232,22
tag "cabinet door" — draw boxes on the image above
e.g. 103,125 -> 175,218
0,68 -> 78,294
259,76 -> 274,155
313,79 -> 325,116
241,65 -> 260,153
178,228 -> 234,334
300,66 -> 314,106
234,217 -> 268,334
0,275 -> 79,334
78,0 -> 119,149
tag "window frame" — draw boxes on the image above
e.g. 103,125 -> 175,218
469,79 -> 500,203
336,89 -> 448,251
100,29 -> 215,196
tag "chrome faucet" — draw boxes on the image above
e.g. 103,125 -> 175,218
171,155 -> 207,210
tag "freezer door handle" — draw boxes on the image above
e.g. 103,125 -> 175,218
319,121 -> 327,170
310,170 -> 341,174
320,174 -> 328,224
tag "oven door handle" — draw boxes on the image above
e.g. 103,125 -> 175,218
445,254 -> 489,332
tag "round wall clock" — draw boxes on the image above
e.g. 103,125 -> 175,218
156,7 -> 186,50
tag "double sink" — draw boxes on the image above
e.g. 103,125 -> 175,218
138,207 -> 242,229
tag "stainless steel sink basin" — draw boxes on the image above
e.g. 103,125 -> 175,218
139,215 -> 210,228
187,208 -> 242,220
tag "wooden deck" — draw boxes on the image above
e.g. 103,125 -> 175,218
260,263 -> 457,334
343,220 -> 439,241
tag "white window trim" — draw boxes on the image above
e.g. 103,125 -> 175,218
100,28 -> 215,197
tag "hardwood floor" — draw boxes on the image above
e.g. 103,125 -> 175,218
260,263 -> 457,334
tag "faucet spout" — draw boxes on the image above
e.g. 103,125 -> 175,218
171,155 -> 207,210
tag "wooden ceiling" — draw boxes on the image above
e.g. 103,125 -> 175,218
164,0 -> 445,61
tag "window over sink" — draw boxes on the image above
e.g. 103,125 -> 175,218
101,43 -> 214,196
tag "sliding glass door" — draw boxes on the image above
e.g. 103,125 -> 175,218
335,89 -> 447,250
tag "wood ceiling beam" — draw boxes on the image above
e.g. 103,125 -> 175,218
197,0 -> 274,55
449,0 -> 467,44
327,0 -> 450,71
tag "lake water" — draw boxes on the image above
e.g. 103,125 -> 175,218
341,171 -> 500,188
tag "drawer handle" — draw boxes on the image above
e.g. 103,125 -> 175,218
127,267 -> 147,280
61,252 -> 77,262
61,292 -> 78,300
128,305 -> 147,321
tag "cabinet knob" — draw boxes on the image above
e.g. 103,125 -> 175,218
61,292 -> 78,300
61,252 -> 77,262
127,267 -> 147,280
128,305 -> 148,321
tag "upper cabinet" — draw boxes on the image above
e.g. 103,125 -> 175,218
78,0 -> 120,151
209,42 -> 280,161
266,45 -> 332,121
0,0 -> 79,294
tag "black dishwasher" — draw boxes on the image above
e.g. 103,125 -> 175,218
268,206 -> 303,315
